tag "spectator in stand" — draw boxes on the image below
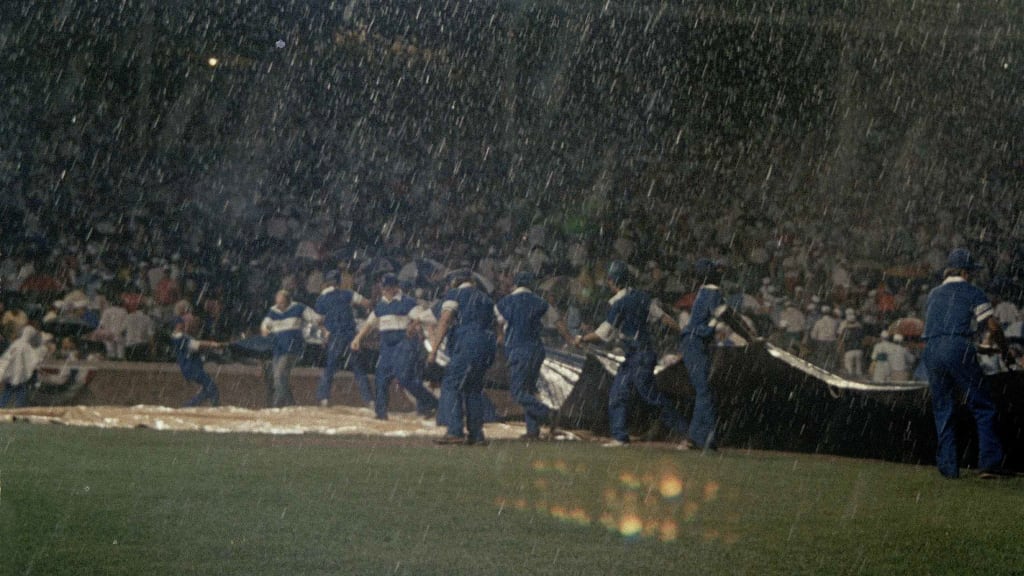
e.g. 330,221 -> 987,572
153,266 -> 181,321
96,296 -> 128,360
837,309 -> 865,377
19,264 -> 63,297
830,259 -> 852,303
642,260 -> 668,299
869,331 -> 900,382
781,252 -> 802,295
992,294 -> 1019,328
1006,309 -> 1024,343
78,300 -> 100,330
146,260 -> 166,297
808,305 -> 839,368
803,300 -> 821,336
124,300 -> 155,361
914,285 -> 931,317
776,299 -> 806,353
888,334 -> 916,381
875,282 -> 897,325
0,315 -> 48,408
526,245 -> 550,276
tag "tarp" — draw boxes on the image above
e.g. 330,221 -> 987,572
545,341 -> 1023,470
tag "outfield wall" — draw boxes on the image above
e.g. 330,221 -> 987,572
32,361 -> 524,417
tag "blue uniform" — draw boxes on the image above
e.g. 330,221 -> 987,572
680,285 -> 724,449
314,287 -> 372,404
439,283 -> 497,442
368,293 -> 438,419
262,303 -> 315,357
598,288 -> 687,443
171,323 -> 219,407
496,287 -> 551,436
922,276 -> 1003,477
262,302 -> 319,407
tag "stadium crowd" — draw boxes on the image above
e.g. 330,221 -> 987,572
1,165 -> 1023,390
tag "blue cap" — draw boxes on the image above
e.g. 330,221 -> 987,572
947,248 -> 983,271
324,269 -> 342,284
694,258 -> 719,277
446,268 -> 473,284
606,260 -> 631,285
513,270 -> 535,287
381,273 -> 400,287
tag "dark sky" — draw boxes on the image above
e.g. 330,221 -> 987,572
1,1 -> 1020,228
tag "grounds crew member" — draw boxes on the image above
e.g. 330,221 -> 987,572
0,312 -> 47,408
922,248 -> 1012,479
261,290 -> 322,408
315,269 -> 373,407
679,258 -> 726,451
575,261 -> 687,447
495,270 -> 574,440
170,314 -> 225,407
351,273 -> 438,420
429,269 -> 497,445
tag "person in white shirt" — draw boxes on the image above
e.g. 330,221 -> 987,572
96,299 -> 129,360
870,331 -> 913,382
992,295 -> 1019,328
124,302 -> 156,361
809,306 -> 839,368
777,300 -> 806,353
888,334 -> 916,381
0,320 -> 49,408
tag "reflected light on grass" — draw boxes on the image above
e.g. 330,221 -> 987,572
500,458 -> 741,544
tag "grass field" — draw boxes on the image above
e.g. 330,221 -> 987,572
1,422 -> 1022,575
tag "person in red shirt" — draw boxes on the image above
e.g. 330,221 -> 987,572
875,282 -> 897,324
154,269 -> 180,305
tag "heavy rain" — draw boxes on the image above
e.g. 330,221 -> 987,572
1,1 -> 1022,574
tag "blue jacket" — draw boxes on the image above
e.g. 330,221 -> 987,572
262,303 -> 316,356
171,327 -> 204,379
496,288 -> 548,350
598,288 -> 658,353
923,277 -> 992,340
372,294 -> 419,347
315,287 -> 363,339
682,285 -> 724,342
441,283 -> 495,349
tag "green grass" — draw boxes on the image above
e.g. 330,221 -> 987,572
1,423 -> 1021,576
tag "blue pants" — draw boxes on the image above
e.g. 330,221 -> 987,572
0,380 -> 31,408
182,364 -> 220,407
440,335 -> 496,441
608,349 -> 688,443
682,335 -> 717,448
316,332 -> 372,404
923,336 -> 1004,478
375,339 -> 438,419
506,345 -> 550,435
407,340 -> 438,416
